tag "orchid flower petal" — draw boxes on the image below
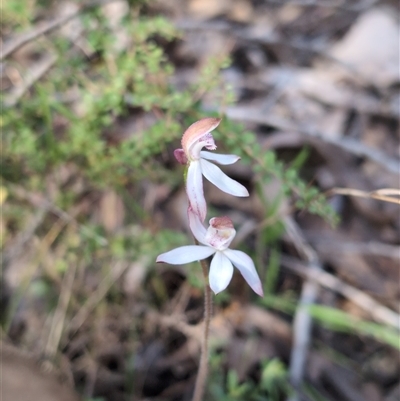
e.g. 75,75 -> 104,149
200,151 -> 240,165
205,216 -> 236,251
157,245 -> 215,265
224,249 -> 264,296
200,159 -> 249,197
186,161 -> 207,221
181,118 -> 221,159
188,207 -> 208,244
209,251 -> 234,295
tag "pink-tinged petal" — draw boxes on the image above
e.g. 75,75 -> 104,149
224,249 -> 264,297
201,151 -> 240,165
186,161 -> 207,221
174,148 -> 187,165
157,245 -> 215,265
188,207 -> 208,245
181,118 -> 221,155
205,216 -> 236,251
209,251 -> 234,294
200,159 -> 249,197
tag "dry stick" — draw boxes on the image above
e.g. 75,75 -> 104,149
177,18 -> 382,92
3,206 -> 48,268
308,239 -> 400,260
5,53 -> 57,107
44,262 -> 78,359
4,211 -> 72,334
1,0 -> 120,60
67,260 -> 130,334
327,187 -> 400,205
281,256 -> 400,330
263,0 -> 379,11
8,183 -> 108,246
284,216 -> 321,401
192,241 -> 212,401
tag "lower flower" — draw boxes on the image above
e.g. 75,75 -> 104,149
156,210 -> 263,296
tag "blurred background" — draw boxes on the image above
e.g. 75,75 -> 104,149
1,0 -> 399,400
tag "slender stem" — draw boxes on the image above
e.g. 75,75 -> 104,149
192,242 -> 213,401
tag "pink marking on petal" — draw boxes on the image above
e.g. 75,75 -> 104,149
200,133 -> 217,151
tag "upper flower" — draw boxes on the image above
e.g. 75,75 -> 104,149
174,118 -> 249,221
156,209 -> 263,297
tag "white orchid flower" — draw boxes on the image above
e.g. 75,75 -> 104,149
174,118 -> 249,222
156,209 -> 263,297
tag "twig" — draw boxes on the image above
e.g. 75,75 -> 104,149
1,0 -> 120,60
226,107 -> 400,174
175,19 -> 376,88
284,216 -> 321,401
262,0 -> 378,11
281,256 -> 400,330
151,313 -> 201,340
67,260 -> 130,334
4,210 -> 74,334
44,262 -> 78,359
305,238 -> 400,260
3,206 -> 48,268
4,53 -> 58,107
7,184 -> 108,246
327,187 -> 400,205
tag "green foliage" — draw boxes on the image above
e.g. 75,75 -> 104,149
308,305 -> 400,350
3,10 -> 189,188
2,0 -> 35,29
214,120 -> 338,225
260,359 -> 292,399
264,248 -> 281,296
208,355 -> 292,401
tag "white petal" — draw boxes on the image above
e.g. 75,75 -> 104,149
200,159 -> 249,197
186,161 -> 207,221
188,207 -> 208,245
209,251 -> 234,294
157,245 -> 215,265
200,151 -> 240,165
224,249 -> 264,296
